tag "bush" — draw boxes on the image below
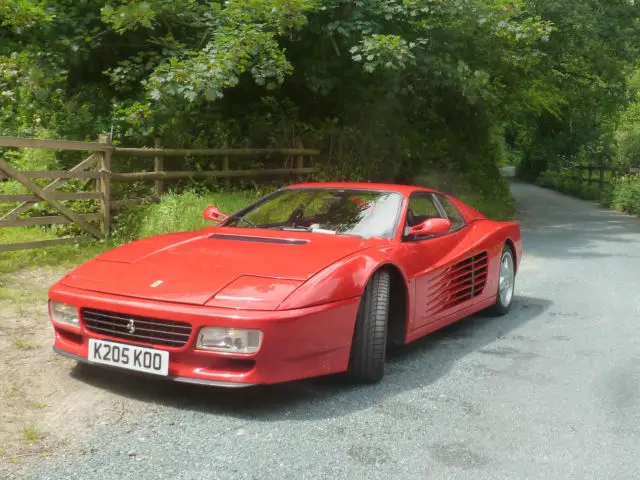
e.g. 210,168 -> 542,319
536,169 -> 603,202
415,170 -> 515,221
536,169 -> 640,216
610,174 -> 640,216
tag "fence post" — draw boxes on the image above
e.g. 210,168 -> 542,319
98,134 -> 112,238
223,155 -> 230,189
296,141 -> 304,181
154,137 -> 164,197
599,166 -> 605,191
297,140 -> 305,170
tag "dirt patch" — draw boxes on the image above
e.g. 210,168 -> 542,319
0,267 -> 126,468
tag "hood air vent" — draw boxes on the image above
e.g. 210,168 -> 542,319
209,233 -> 308,245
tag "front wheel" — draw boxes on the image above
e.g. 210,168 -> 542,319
347,269 -> 391,384
487,244 -> 516,316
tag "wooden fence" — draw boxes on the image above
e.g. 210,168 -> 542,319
548,164 -> 639,190
0,135 -> 319,252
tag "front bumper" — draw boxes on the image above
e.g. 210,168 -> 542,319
53,347 -> 256,387
49,283 -> 361,386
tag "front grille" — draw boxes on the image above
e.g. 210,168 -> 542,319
81,308 -> 192,348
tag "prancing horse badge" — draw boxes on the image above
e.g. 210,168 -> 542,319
150,280 -> 163,288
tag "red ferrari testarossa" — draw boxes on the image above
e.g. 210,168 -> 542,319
48,182 -> 522,387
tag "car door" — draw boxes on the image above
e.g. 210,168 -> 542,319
399,192 -> 473,334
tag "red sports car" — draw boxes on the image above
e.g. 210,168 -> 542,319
48,182 -> 522,387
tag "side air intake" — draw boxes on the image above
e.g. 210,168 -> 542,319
423,251 -> 489,317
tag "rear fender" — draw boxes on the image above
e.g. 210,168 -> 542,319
475,220 -> 522,297
498,221 -> 522,271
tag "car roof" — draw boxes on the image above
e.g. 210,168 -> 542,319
284,181 -> 436,196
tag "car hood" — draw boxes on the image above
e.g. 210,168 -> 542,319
59,227 -> 386,307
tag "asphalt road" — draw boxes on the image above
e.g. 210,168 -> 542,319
17,183 -> 640,480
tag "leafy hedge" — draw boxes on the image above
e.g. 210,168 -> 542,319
536,169 -> 603,202
537,169 -> 640,216
610,174 -> 640,216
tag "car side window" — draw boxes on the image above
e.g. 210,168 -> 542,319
404,193 -> 445,236
434,194 -> 466,232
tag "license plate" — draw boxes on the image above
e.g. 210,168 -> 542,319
87,338 -> 169,376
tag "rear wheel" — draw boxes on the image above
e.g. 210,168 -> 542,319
487,244 -> 516,316
347,269 -> 391,383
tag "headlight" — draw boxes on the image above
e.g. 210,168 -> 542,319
196,327 -> 262,354
49,301 -> 80,329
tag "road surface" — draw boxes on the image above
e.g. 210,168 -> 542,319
16,183 -> 640,480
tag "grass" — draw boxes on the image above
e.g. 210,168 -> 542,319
0,284 -> 51,317
20,424 -> 40,444
3,381 -> 26,401
29,400 -> 48,409
13,337 -> 37,351
135,189 -> 265,239
0,226 -> 112,275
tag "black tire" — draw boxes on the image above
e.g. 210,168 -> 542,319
347,269 -> 391,383
486,243 -> 516,316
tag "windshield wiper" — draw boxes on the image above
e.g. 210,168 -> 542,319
231,216 -> 256,227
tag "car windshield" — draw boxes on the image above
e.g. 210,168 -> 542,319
223,188 -> 404,239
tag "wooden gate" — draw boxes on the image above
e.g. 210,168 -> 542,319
0,135 -> 112,252
0,134 -> 319,253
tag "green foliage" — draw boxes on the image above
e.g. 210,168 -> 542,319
0,0 -> 51,29
415,170 -> 514,221
536,169 -> 604,202
610,173 -> 640,216
614,68 -> 640,169
1,0 -> 640,244
515,0 -> 640,181
536,167 -> 640,217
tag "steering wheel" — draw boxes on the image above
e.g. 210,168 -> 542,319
287,206 -> 305,226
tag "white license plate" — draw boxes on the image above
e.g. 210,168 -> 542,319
87,338 -> 169,376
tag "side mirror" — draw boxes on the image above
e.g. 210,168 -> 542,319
409,218 -> 451,237
203,205 -> 228,223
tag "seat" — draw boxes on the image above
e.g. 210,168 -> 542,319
406,209 -> 417,227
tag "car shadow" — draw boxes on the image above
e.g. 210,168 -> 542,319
69,294 -> 551,421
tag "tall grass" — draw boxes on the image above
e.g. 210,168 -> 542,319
124,188 -> 267,241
